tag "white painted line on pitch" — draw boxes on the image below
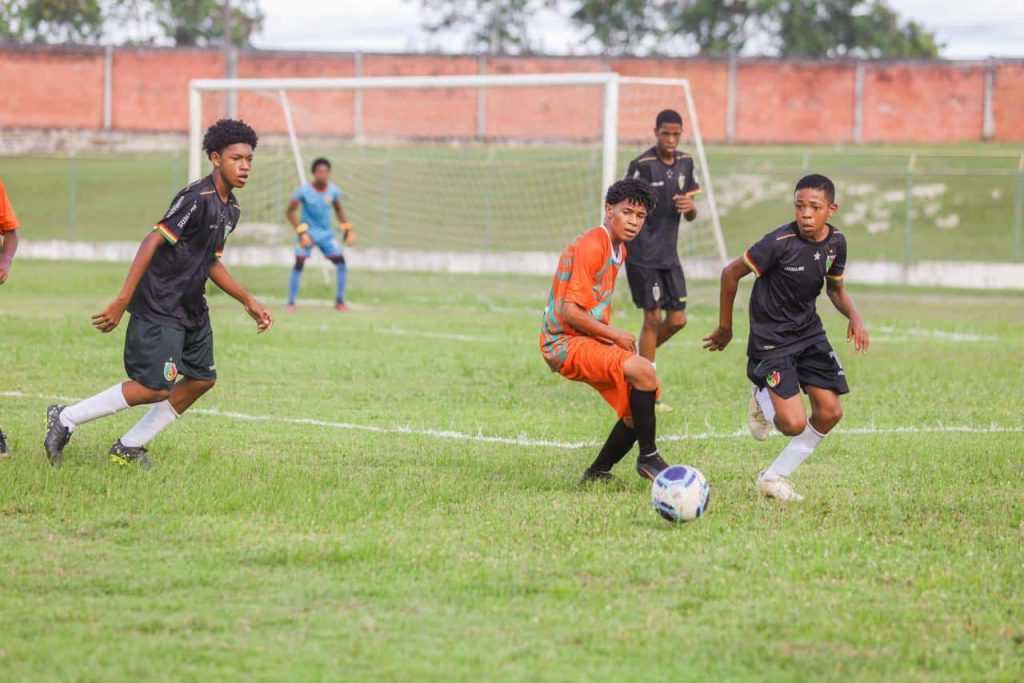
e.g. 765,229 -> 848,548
874,325 -> 998,343
2,390 -> 1022,451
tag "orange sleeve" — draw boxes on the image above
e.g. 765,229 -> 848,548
0,180 -> 19,233
564,233 -> 602,310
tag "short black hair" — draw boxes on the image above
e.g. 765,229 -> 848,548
202,118 -> 258,158
655,109 -> 683,129
605,178 -> 656,213
795,174 -> 836,203
311,157 -> 331,173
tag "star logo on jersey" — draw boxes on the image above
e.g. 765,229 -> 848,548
814,252 -> 821,261
766,370 -> 781,388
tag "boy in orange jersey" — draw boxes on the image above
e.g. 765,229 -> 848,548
0,178 -> 21,456
540,178 -> 669,484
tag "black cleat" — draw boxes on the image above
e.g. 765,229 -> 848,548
0,429 -> 8,458
636,450 -> 669,481
44,405 -> 72,467
109,440 -> 151,469
579,468 -> 615,485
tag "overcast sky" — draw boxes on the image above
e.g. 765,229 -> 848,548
249,0 -> 1024,59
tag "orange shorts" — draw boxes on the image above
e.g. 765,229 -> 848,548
559,337 -> 634,418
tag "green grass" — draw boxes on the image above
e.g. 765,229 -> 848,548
1,261 -> 1022,681
1,143 -> 1022,261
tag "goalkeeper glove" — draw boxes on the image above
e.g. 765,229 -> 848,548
295,223 -> 313,248
340,222 -> 356,246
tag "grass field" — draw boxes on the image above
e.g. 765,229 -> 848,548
1,260 -> 1022,680
1,143 -> 1022,262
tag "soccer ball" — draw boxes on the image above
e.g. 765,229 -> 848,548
651,465 -> 710,523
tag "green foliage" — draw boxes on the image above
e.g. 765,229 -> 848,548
417,0 -> 941,57
146,0 -> 264,47
0,0 -> 105,44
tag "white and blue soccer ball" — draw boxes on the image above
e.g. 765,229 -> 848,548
651,465 -> 710,523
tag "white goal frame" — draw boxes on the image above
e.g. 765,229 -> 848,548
188,72 -> 728,265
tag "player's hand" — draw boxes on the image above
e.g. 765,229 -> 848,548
847,317 -> 869,352
245,298 -> 273,333
341,223 -> 356,246
92,299 -> 127,333
299,232 -> 313,248
612,330 -> 638,353
673,193 -> 696,215
702,326 -> 732,351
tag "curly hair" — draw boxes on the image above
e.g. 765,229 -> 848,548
202,118 -> 258,158
795,174 -> 836,203
605,177 -> 656,213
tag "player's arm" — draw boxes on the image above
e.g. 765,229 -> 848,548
208,260 -> 273,333
560,301 -> 636,352
333,198 -> 355,246
702,257 -> 753,351
0,230 -> 18,285
286,198 -> 313,248
826,278 -> 869,352
92,232 -> 165,333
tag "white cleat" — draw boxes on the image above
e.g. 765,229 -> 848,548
748,391 -> 772,441
757,470 -> 804,502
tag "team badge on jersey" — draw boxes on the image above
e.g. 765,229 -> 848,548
825,252 -> 835,272
678,174 -> 685,191
164,359 -> 179,383
766,370 -> 781,388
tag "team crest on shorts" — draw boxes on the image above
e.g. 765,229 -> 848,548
766,370 -> 781,388
652,282 -> 661,301
163,359 -> 179,382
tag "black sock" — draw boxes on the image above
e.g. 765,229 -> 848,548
629,389 -> 658,457
588,419 -> 636,472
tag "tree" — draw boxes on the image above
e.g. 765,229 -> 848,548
0,0 -> 105,44
147,0 -> 264,47
418,0 -> 556,54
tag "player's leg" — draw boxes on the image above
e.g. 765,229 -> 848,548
111,321 -> 217,467
44,317 -> 179,467
581,418 -> 636,483
319,235 -> 348,311
757,343 -> 848,501
287,246 -> 311,310
623,354 -> 668,480
655,266 -> 688,347
639,308 -> 662,361
0,428 -> 8,457
746,355 -> 809,501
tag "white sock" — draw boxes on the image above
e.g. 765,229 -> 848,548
764,423 -> 825,479
120,400 -> 179,448
754,386 -> 776,422
60,384 -> 129,430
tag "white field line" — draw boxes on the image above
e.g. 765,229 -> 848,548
2,391 -> 1021,451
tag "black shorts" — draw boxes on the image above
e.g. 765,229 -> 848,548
124,315 -> 216,391
625,263 -> 687,311
746,340 -> 849,400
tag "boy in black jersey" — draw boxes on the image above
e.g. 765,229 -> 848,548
43,119 -> 273,468
704,174 -> 869,501
624,109 -> 700,413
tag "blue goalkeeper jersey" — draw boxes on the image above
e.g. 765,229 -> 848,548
292,182 -> 342,239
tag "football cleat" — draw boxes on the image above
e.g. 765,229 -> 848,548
756,470 -> 803,502
109,440 -> 151,469
635,450 -> 669,481
43,405 -> 72,468
748,389 -> 773,441
579,468 -> 615,485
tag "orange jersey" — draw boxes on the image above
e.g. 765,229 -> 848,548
540,226 -> 625,371
0,179 -> 19,233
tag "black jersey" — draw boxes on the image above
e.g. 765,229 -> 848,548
129,175 -> 239,330
623,146 -> 700,269
743,222 -> 847,360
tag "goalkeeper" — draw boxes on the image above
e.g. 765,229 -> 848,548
285,157 -> 355,312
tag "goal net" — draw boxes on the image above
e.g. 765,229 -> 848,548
188,73 -> 726,275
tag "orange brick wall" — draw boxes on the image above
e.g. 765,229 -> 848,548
0,46 -> 105,129
1,44 -> 1022,142
862,63 -> 986,142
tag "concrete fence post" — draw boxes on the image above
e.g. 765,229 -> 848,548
103,45 -> 113,131
853,61 -> 865,144
983,60 -> 995,141
477,54 -> 488,140
354,52 -> 364,141
726,51 -> 737,143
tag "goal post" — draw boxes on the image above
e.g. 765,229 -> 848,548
187,72 -> 728,270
